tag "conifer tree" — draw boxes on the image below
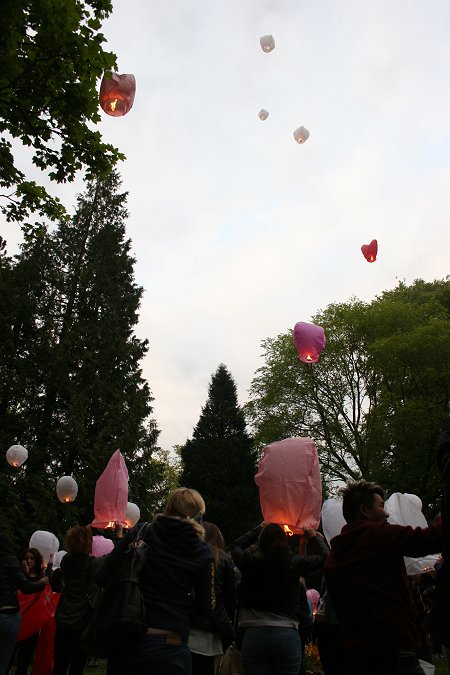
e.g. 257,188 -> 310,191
180,364 -> 260,544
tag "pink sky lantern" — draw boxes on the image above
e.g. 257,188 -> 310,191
91,535 -> 114,558
92,449 -> 129,528
306,588 -> 320,615
99,72 -> 136,117
361,239 -> 378,262
255,437 -> 322,534
293,321 -> 326,364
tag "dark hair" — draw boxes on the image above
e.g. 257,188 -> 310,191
257,523 -> 291,570
340,480 -> 385,523
65,526 -> 92,555
21,547 -> 45,579
0,533 -> 13,555
203,522 -> 225,567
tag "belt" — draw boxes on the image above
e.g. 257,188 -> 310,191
146,627 -> 182,645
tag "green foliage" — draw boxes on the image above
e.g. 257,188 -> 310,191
180,364 -> 261,545
0,0 -> 124,224
246,279 -> 450,515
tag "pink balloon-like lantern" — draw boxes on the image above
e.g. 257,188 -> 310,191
91,449 -> 129,528
91,535 -> 114,558
99,72 -> 136,117
306,588 -> 320,615
293,321 -> 326,364
255,437 -> 322,534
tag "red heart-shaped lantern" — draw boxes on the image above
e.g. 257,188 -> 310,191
361,239 -> 378,263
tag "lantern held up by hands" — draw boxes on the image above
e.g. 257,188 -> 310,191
99,72 -> 136,117
361,239 -> 377,262
125,502 -> 140,528
56,475 -> 78,503
92,449 -> 129,528
255,437 -> 322,533
6,444 -> 28,468
260,35 -> 275,52
293,126 -> 310,144
29,531 -> 59,565
259,109 -> 269,121
293,321 -> 326,364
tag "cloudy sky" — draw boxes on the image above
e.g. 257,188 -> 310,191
4,0 -> 450,452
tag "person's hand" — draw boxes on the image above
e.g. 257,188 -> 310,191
21,560 -> 29,574
114,521 -> 124,539
303,528 -> 316,538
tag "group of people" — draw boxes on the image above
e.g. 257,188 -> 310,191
1,416 -> 449,675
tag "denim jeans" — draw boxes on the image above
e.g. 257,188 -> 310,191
241,626 -> 302,675
0,612 -> 21,675
130,634 -> 192,675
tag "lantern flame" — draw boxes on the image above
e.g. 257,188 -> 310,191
306,355 -> 312,362
283,525 -> 294,536
109,99 -> 118,112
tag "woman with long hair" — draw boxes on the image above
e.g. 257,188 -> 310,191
95,487 -> 215,675
231,523 -> 328,675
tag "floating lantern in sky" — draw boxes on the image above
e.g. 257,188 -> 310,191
361,239 -> 378,263
6,444 -> 28,468
99,72 -> 136,117
260,35 -> 275,52
293,321 -> 326,364
255,437 -> 322,533
293,126 -> 310,144
125,502 -> 140,527
92,449 -> 129,528
29,531 -> 59,565
259,109 -> 269,121
56,475 -> 78,503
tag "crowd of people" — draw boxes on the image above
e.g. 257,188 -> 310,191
0,416 -> 449,675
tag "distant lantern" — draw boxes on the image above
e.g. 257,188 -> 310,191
361,239 -> 378,263
293,126 -> 310,144
260,35 -> 275,52
293,321 -> 326,364
259,109 -> 269,121
125,502 -> 140,528
99,72 -> 136,117
6,444 -> 28,468
56,476 -> 78,503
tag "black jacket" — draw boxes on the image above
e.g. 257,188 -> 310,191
95,516 -> 215,641
0,553 -> 46,612
56,553 -> 104,631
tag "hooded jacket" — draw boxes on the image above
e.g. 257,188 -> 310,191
324,519 -> 442,656
95,515 -> 215,641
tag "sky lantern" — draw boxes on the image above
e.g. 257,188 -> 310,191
306,588 -> 320,616
53,551 -> 67,569
321,498 -> 346,546
125,501 -> 140,527
56,475 -> 78,503
29,531 -> 59,565
6,444 -> 28,468
260,35 -> 275,52
255,437 -> 322,533
99,72 -> 136,117
361,239 -> 378,262
92,449 -> 129,528
259,109 -> 269,121
91,535 -> 114,558
293,321 -> 326,364
293,126 -> 310,144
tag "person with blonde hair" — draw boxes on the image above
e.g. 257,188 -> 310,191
95,487 -> 215,675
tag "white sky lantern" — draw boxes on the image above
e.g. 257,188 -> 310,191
259,109 -> 269,121
125,502 -> 140,527
293,126 -> 310,144
56,475 -> 78,503
260,35 -> 275,52
29,530 -> 59,565
6,444 -> 28,468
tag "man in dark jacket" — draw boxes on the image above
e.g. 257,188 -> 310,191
324,480 -> 442,675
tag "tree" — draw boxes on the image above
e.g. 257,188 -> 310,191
0,0 -> 123,225
0,172 -> 164,545
245,279 -> 450,515
180,364 -> 261,544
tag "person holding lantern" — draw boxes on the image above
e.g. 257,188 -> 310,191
324,479 -> 442,675
0,534 -> 49,675
231,522 -> 328,675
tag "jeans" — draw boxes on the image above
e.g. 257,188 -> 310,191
347,649 -> 425,675
131,634 -> 192,675
0,612 -> 21,675
241,626 -> 302,675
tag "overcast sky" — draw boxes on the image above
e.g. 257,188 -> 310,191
4,1 -> 450,452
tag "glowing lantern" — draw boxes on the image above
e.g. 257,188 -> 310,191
125,502 -> 140,528
306,588 -> 320,615
99,72 -> 136,117
29,531 -> 59,565
293,321 -> 326,364
260,35 -> 275,52
361,239 -> 377,263
293,126 -> 310,144
56,475 -> 78,503
259,109 -> 269,121
92,535 -> 114,558
92,449 -> 129,528
321,498 -> 346,546
255,437 -> 322,533
6,444 -> 28,468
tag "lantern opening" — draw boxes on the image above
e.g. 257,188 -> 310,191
283,525 -> 294,536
